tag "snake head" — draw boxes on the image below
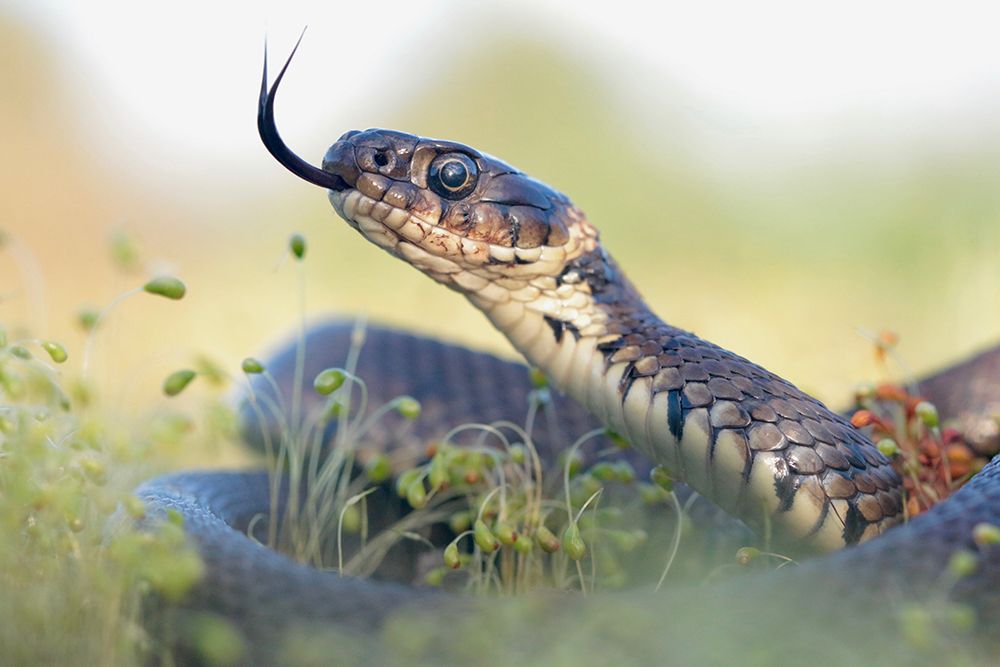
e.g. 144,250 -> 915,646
319,129 -> 598,281
259,41 -> 598,289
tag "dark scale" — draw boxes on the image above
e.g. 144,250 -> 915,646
563,248 -> 904,545
543,315 -> 580,343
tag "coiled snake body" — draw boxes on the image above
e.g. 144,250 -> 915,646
138,46 -> 1000,665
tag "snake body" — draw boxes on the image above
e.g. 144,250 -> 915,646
137,45 -> 1000,664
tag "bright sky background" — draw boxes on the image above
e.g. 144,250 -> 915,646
10,0 -> 1000,175
3,0 -> 999,406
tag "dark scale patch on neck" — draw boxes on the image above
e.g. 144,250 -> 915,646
560,247 -> 629,303
543,316 -> 580,343
667,389 -> 684,441
842,501 -> 867,544
772,457 -> 800,512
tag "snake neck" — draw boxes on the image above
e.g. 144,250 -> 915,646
467,244 -> 904,553
472,245 -> 678,454
471,244 -> 648,398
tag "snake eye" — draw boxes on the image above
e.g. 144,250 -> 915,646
428,153 -> 478,199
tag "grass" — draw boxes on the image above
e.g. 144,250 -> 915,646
227,236 -> 685,595
0,279 -> 205,665
0,230 -> 687,665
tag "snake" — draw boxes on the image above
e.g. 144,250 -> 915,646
137,42 -> 1000,665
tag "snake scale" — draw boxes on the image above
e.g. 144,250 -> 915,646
137,43 -> 1000,665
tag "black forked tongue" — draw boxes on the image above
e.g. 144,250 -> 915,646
258,32 -> 348,191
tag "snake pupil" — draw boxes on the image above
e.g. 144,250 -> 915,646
440,161 -> 467,189
428,153 -> 479,199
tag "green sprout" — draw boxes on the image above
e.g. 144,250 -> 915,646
41,341 -> 68,364
313,368 -> 346,395
241,357 -> 265,374
143,276 -> 187,300
289,233 -> 307,260
163,370 -> 197,397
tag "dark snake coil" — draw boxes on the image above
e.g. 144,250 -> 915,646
139,323 -> 1000,666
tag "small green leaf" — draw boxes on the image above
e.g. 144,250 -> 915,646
972,522 -> 1000,547
405,479 -> 427,509
365,453 -> 392,483
473,519 -> 500,553
513,535 -> 533,555
41,341 -> 68,363
877,438 -> 899,457
163,369 -> 197,397
241,357 -> 265,374
535,525 -> 560,553
340,504 -> 361,533
313,368 -> 345,395
424,568 -> 447,586
428,451 -> 450,491
395,468 -> 422,498
650,465 -> 674,491
110,229 -> 141,271
914,401 -> 939,428
562,523 -> 586,561
395,396 -> 421,420
125,496 -> 147,520
190,614 -> 245,667
289,233 -> 307,260
143,276 -> 187,300
77,308 -> 100,331
948,550 -> 978,579
494,521 -> 518,546
444,542 -> 462,569
448,510 -> 472,534
736,546 -> 760,566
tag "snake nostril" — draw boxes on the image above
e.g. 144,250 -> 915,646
373,150 -> 391,168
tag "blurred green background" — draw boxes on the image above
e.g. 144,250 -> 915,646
2,1 -> 998,417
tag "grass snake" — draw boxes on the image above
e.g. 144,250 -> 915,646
136,42 -> 1000,665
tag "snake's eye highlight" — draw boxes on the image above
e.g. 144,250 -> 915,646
428,153 -> 478,199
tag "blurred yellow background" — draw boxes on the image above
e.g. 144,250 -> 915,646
2,1 -> 999,414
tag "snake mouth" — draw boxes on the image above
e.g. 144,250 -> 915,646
258,37 -> 350,192
329,186 -> 594,282
329,188 -> 495,269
